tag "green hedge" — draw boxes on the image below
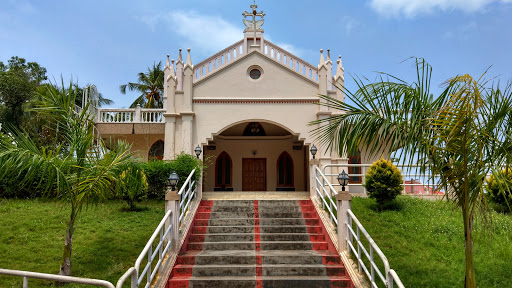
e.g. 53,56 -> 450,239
141,153 -> 202,199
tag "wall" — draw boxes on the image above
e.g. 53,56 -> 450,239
203,138 -> 307,192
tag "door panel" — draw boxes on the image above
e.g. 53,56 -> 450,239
242,158 -> 266,191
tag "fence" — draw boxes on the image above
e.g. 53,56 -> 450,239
96,107 -> 165,124
313,166 -> 404,288
323,164 -> 443,196
0,268 -> 115,288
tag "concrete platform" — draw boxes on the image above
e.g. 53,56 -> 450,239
202,191 -> 310,200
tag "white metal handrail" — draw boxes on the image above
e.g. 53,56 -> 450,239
315,166 -> 405,287
178,168 -> 197,226
346,209 -> 390,288
389,269 -> 405,288
116,210 -> 173,288
323,163 -> 442,195
314,166 -> 339,225
0,268 -> 115,288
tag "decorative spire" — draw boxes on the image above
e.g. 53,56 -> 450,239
177,49 -> 183,63
335,55 -> 344,79
326,49 -> 332,64
164,54 -> 170,71
185,48 -> 192,67
170,59 -> 175,77
319,49 -> 325,66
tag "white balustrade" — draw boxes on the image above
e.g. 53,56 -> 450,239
193,40 -> 245,82
263,40 -> 318,82
97,109 -> 165,124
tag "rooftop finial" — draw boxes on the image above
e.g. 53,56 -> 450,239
243,2 -> 265,45
319,49 -> 325,65
164,54 -> 171,70
170,59 -> 175,77
177,49 -> 183,63
327,49 -> 331,62
185,48 -> 192,67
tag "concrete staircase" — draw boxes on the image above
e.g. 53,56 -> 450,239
167,200 -> 354,288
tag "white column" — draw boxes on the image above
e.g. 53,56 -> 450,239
163,116 -> 176,160
181,114 -> 194,154
165,189 -> 181,253
336,190 -> 351,252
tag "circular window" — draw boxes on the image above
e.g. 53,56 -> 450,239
249,69 -> 261,80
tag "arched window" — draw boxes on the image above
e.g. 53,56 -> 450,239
348,150 -> 362,183
215,152 -> 232,190
243,122 -> 266,136
277,152 -> 294,187
148,140 -> 164,161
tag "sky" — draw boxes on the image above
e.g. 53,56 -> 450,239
1,0 -> 511,108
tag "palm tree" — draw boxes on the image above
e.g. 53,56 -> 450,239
120,62 -> 164,108
311,58 -> 512,288
0,79 -> 135,276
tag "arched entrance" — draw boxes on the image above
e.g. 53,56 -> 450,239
204,120 -> 308,192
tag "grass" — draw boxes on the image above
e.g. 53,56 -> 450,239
0,199 -> 164,287
349,196 -> 512,288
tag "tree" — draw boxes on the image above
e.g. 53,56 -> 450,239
120,62 -> 164,108
0,79 -> 135,276
0,56 -> 48,130
311,58 -> 512,288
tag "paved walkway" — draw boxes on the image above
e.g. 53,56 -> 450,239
203,191 -> 310,200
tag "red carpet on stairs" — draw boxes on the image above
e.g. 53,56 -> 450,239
166,199 -> 354,288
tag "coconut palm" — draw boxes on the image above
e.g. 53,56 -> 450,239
0,79 -> 135,276
310,58 -> 512,288
120,62 -> 164,108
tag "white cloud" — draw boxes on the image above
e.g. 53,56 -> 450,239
137,10 -> 241,54
8,0 -> 36,14
370,0 -> 512,17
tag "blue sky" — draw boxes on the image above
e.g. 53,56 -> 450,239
1,0 -> 511,108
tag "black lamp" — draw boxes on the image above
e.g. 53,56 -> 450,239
337,170 -> 350,191
310,144 -> 318,159
194,145 -> 202,159
168,171 -> 179,191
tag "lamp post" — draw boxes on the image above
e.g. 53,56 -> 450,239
310,144 -> 318,159
168,171 -> 179,191
337,170 -> 350,191
194,145 -> 202,159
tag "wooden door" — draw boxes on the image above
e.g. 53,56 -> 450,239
242,158 -> 266,191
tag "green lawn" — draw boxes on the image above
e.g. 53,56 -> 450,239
350,196 -> 512,288
0,199 -> 164,287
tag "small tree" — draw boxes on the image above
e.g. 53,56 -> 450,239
117,162 -> 148,210
486,169 -> 512,212
364,159 -> 403,209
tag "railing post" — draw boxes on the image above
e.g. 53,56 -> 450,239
197,170 -> 203,200
336,189 -> 351,252
134,104 -> 141,122
165,189 -> 180,253
310,159 -> 319,199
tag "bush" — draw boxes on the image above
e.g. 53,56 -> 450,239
116,162 -> 148,210
486,169 -> 512,212
141,153 -> 202,199
363,158 -> 403,210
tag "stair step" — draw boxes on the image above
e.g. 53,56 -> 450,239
168,276 -> 353,288
189,233 -> 324,242
188,241 -> 329,251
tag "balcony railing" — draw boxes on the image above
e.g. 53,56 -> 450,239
96,107 -> 165,124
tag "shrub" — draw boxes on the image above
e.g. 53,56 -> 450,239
486,169 -> 512,212
141,153 -> 202,199
363,158 -> 403,210
116,162 -> 148,210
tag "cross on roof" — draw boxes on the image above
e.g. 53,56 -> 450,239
242,3 -> 265,46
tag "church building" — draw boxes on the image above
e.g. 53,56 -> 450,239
95,4 -> 382,193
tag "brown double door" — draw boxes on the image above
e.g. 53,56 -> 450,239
242,158 -> 266,191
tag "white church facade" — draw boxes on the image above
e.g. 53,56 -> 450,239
95,4 -> 384,193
